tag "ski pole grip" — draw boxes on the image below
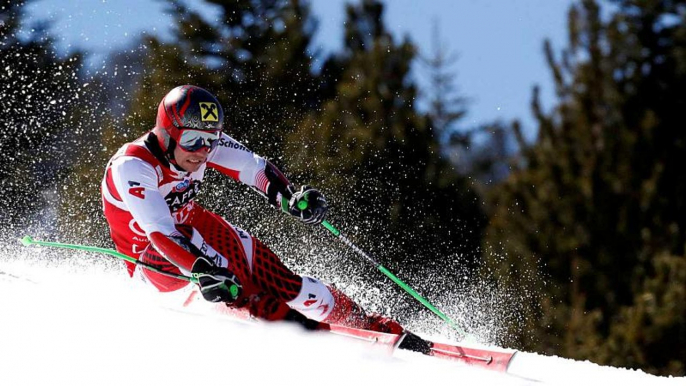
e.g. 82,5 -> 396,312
297,199 -> 308,210
20,235 -> 34,247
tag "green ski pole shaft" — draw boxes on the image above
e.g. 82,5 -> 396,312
19,236 -> 197,283
320,220 -> 466,336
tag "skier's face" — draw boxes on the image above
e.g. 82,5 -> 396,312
174,145 -> 210,173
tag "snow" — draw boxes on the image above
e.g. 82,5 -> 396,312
0,254 -> 683,386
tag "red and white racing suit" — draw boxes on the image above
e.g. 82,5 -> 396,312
101,132 -> 367,325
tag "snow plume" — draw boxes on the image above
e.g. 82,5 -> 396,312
241,213 -> 530,347
214,195 -> 516,346
0,8 -> 112,245
378,262 -> 531,347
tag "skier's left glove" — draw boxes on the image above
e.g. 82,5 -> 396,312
191,256 -> 243,304
287,185 -> 328,225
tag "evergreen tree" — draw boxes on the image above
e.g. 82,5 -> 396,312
421,21 -> 467,150
286,0 -> 485,292
420,22 -> 514,188
0,0 -> 84,237
483,0 -> 686,375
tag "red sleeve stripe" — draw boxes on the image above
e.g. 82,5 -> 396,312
208,162 -> 240,180
105,168 -> 123,201
254,169 -> 270,193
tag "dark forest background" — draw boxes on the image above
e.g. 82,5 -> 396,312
1,0 -> 684,376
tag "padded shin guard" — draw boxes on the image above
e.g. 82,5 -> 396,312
319,288 -> 403,333
286,276 -> 335,321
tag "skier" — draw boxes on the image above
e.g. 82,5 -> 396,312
101,85 -> 402,334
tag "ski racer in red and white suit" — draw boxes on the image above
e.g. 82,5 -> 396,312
101,85 -> 402,333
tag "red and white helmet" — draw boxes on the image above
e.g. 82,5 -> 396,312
153,85 -> 224,153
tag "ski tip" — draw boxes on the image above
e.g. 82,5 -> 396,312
19,236 -> 34,247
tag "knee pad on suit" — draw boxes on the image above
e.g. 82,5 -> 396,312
286,276 -> 334,322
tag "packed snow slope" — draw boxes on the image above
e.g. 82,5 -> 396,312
1,253 -> 683,386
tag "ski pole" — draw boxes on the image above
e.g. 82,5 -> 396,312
19,236 -> 197,283
318,220 -> 466,336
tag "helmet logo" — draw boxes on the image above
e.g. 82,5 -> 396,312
199,102 -> 219,122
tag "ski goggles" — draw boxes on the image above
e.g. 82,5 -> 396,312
177,129 -> 221,152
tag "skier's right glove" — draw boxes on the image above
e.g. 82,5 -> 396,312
191,256 -> 242,304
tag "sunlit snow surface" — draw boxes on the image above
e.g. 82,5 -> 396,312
1,250 -> 682,386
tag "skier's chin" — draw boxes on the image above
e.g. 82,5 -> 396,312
181,158 -> 206,172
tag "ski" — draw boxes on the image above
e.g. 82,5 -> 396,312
326,324 -> 516,372
181,288 -> 517,371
